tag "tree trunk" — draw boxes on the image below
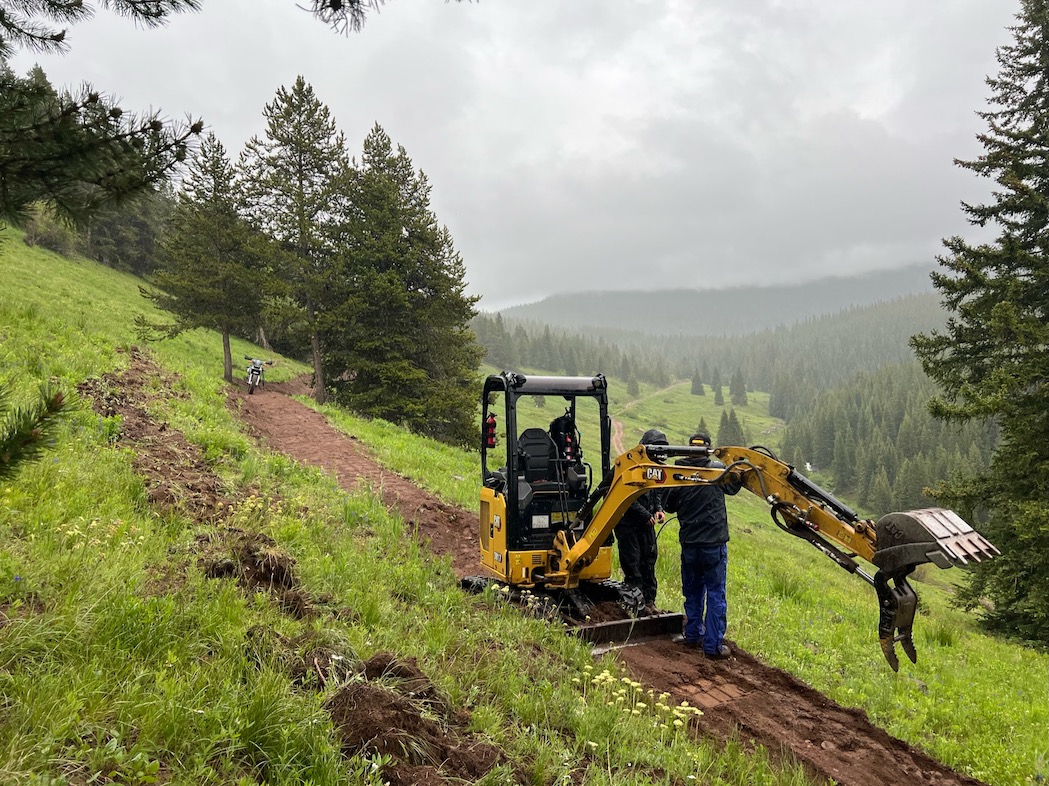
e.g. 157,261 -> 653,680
255,325 -> 273,352
222,330 -> 233,384
306,297 -> 327,403
310,330 -> 327,403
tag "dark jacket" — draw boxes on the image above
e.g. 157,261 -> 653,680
664,455 -> 742,546
616,428 -> 667,530
618,489 -> 665,529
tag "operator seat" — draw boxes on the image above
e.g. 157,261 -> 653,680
518,427 -> 559,486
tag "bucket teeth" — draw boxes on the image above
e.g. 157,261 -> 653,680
880,637 -> 900,673
879,631 -> 918,674
874,508 -> 1000,575
875,569 -> 918,671
901,632 -> 917,665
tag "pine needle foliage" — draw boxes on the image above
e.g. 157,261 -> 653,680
239,76 -> 351,404
0,383 -> 67,481
911,0 -> 1049,645
140,133 -> 274,383
323,124 -> 482,446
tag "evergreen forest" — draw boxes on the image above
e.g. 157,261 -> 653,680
5,58 -> 483,445
473,304 -> 994,520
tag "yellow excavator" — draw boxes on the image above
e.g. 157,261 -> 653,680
463,371 -> 1000,669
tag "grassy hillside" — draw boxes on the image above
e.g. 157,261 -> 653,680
312,378 -> 1044,784
313,388 -> 1046,784
1,235 -> 1046,785
0,235 -> 819,785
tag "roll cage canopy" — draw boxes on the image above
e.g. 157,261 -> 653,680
481,372 -> 608,398
481,371 -> 613,498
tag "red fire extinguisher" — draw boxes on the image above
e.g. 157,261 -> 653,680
484,413 -> 497,449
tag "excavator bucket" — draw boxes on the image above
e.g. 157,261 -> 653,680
871,508 -> 999,671
872,508 -> 1000,574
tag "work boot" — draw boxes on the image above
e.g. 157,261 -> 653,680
705,644 -> 731,660
672,634 -> 701,649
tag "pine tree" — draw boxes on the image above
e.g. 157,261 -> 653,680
140,134 -> 271,382
716,408 -> 745,447
324,124 -> 481,445
695,416 -> 710,438
0,1 -> 400,58
239,76 -> 349,404
831,423 -> 856,489
488,313 -> 512,367
716,410 -> 730,446
564,346 -> 579,376
691,368 -> 705,395
0,59 -> 200,225
729,369 -> 748,407
0,383 -> 67,481
81,186 -> 175,276
867,466 -> 894,514
729,408 -> 746,446
910,0 -> 1049,642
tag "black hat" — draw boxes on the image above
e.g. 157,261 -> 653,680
641,428 -> 669,446
689,433 -> 712,449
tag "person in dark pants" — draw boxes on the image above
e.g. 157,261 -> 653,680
614,428 -> 668,615
664,432 -> 743,658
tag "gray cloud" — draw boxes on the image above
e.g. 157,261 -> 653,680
12,0 -> 1016,309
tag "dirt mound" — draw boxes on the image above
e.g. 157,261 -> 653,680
327,679 -> 515,786
77,347 -> 233,521
233,376 -> 992,786
196,527 -> 313,619
325,653 -> 520,786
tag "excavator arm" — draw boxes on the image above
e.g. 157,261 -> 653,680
547,443 -> 999,670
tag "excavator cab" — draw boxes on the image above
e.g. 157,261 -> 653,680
476,371 -> 614,589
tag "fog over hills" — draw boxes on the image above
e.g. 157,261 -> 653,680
497,264 -> 937,337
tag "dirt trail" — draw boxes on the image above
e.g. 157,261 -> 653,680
232,381 -> 990,786
611,417 -> 625,455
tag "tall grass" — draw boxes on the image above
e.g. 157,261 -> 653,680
2,233 -> 829,784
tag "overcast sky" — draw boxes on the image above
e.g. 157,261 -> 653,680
12,1 -> 1017,310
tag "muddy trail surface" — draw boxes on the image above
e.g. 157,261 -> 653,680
233,380 -> 989,786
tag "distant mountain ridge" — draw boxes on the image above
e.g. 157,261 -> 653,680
498,264 -> 936,337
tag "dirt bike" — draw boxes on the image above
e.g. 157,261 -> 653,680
244,356 -> 273,394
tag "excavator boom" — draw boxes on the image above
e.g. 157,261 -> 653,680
547,443 -> 999,669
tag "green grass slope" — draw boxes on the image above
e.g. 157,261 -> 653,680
1,235 -> 822,785
1,235 -> 1045,785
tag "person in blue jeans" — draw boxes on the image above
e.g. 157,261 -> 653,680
664,432 -> 743,659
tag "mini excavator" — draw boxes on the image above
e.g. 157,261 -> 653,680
462,372 -> 1000,670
